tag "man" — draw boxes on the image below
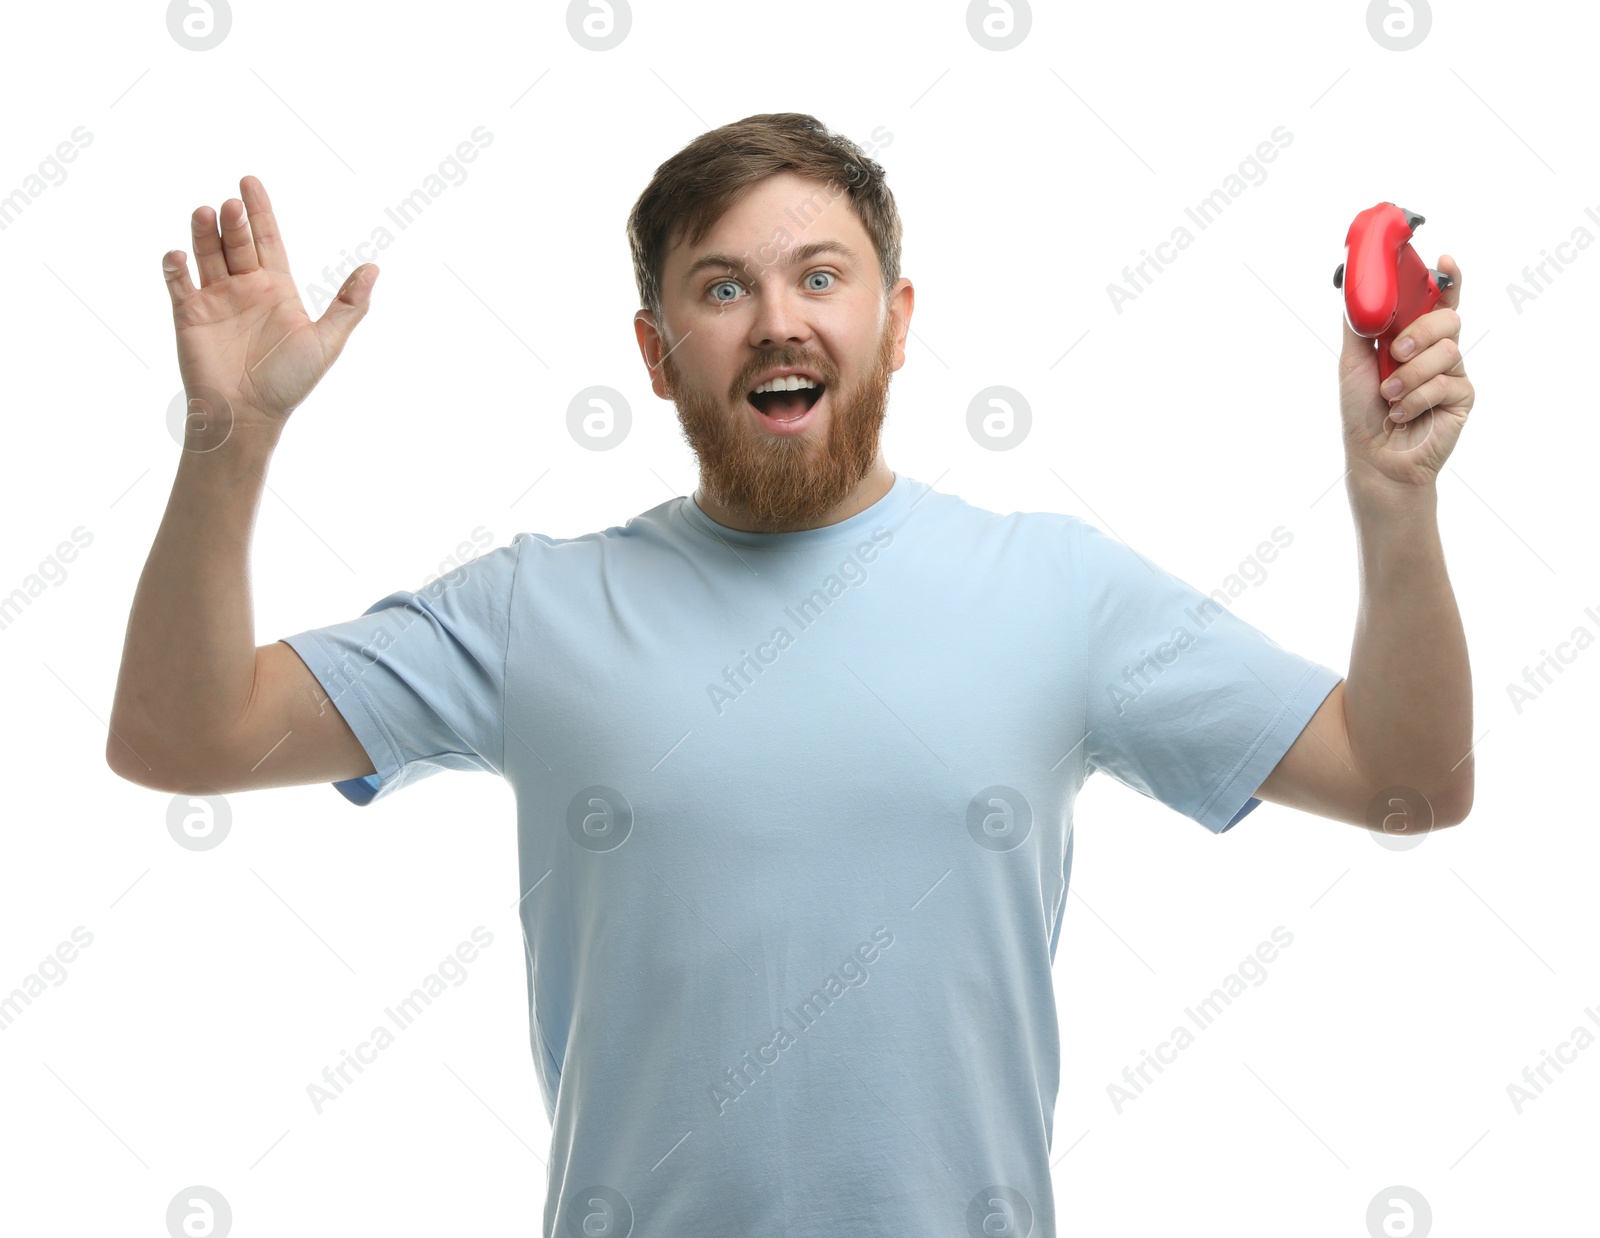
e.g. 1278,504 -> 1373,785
108,112 -> 1474,1237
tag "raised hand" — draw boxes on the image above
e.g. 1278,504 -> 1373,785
163,175 -> 377,442
1338,253 -> 1473,493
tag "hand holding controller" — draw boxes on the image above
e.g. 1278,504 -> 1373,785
1334,202 -> 1455,387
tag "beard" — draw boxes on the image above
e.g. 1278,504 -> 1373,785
662,313 -> 896,533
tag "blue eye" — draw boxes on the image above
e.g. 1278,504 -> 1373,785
705,270 -> 838,304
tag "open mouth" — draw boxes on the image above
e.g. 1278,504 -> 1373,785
747,381 -> 825,422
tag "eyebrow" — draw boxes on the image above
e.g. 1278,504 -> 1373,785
680,240 -> 861,286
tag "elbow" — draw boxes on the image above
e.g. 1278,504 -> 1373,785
104,723 -> 191,794
1447,761 -> 1475,826
1359,769 -> 1472,832
1432,772 -> 1474,829
105,723 -> 154,788
106,732 -> 167,792
1439,786 -> 1474,828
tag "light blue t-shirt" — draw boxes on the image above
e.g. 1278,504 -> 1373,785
281,472 -> 1341,1238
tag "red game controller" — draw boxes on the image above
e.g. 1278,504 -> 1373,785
1334,202 -> 1454,387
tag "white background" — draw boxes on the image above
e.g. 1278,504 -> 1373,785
0,0 -> 1592,1234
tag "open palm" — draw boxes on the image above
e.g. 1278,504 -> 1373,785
164,175 -> 376,432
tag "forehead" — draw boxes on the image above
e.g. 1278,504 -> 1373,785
664,171 -> 871,285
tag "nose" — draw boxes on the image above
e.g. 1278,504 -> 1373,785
745,281 -> 813,351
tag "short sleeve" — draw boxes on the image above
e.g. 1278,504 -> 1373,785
278,536 -> 524,807
1071,518 -> 1343,834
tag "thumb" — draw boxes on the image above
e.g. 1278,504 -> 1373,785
315,263 -> 378,358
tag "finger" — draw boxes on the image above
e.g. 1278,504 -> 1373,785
313,264 -> 379,360
1381,336 -> 1463,401
219,197 -> 259,275
241,175 -> 290,274
1435,253 -> 1462,311
1390,373 -> 1471,423
1390,305 -> 1461,363
162,249 -> 197,305
191,205 -> 228,286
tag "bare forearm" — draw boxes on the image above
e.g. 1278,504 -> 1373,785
106,425 -> 282,784
1343,479 -> 1474,819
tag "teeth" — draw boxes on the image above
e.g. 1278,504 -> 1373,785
751,375 -> 819,395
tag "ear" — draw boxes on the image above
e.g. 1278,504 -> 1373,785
887,277 -> 914,374
633,309 -> 673,399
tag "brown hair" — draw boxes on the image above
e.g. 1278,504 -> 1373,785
626,112 -> 902,322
